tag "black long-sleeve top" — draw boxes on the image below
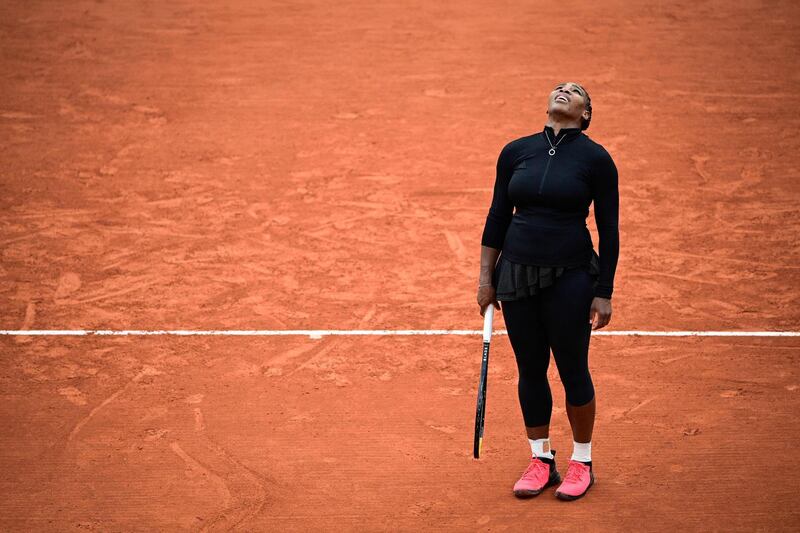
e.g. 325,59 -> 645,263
481,124 -> 620,299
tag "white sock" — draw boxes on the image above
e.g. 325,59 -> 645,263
529,437 -> 554,459
571,440 -> 592,463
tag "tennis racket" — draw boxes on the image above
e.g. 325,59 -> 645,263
473,303 -> 494,459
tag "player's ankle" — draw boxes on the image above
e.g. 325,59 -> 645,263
529,437 -> 554,459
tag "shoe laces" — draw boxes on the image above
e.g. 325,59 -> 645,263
564,461 -> 587,483
522,457 -> 548,479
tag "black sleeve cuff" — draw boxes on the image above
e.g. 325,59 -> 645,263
594,287 -> 613,299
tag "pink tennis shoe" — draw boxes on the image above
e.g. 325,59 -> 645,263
513,450 -> 561,498
554,459 -> 595,501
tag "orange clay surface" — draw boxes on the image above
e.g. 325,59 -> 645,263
2,1 -> 800,531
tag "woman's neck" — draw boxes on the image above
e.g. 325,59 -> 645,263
545,117 -> 581,137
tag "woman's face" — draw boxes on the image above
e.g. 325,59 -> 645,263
547,82 -> 589,122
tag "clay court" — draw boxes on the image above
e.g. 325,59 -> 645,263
2,0 -> 799,531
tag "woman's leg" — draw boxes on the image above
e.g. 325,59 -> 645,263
500,297 -> 553,439
540,268 -> 596,443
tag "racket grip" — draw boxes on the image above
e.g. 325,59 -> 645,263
483,304 -> 494,343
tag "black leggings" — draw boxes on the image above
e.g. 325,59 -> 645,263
500,266 -> 596,428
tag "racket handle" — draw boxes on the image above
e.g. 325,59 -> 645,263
483,304 -> 494,343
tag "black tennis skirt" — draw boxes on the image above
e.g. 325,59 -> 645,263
492,249 -> 600,301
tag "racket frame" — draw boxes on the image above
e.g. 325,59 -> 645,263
473,304 -> 494,459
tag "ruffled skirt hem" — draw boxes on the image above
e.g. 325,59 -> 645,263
492,250 -> 600,301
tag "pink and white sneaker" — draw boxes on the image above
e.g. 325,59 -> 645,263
554,459 -> 595,501
513,450 -> 561,498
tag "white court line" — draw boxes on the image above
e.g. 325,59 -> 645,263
1,330 -> 799,338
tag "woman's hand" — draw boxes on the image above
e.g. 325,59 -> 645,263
589,297 -> 612,330
477,285 -> 501,317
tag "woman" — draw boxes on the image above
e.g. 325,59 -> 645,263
476,81 -> 619,501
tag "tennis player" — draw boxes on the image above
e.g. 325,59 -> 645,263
476,81 -> 619,500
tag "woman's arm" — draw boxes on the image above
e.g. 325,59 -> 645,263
478,246 -> 501,287
477,245 -> 501,316
592,150 -> 619,300
589,149 -> 619,330
480,142 -> 515,251
477,143 -> 515,315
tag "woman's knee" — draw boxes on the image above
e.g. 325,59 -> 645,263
513,347 -> 551,380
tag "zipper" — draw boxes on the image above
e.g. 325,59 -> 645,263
538,152 -> 555,194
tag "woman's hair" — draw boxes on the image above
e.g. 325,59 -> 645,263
576,83 -> 592,131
